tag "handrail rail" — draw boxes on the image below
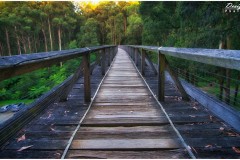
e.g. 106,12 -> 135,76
127,45 -> 240,71
0,45 -> 116,82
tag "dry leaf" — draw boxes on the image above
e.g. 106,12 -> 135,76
227,132 -> 239,137
17,145 -> 33,152
189,115 -> 196,118
50,127 -> 55,131
47,114 -> 52,119
232,147 -> 240,153
17,134 -> 26,142
209,115 -> 213,121
193,106 -> 198,110
205,144 -> 212,148
219,127 -> 224,131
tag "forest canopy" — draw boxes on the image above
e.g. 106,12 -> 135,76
0,1 -> 239,57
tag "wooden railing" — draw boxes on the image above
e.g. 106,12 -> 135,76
121,45 -> 240,100
121,45 -> 240,132
0,45 -> 117,147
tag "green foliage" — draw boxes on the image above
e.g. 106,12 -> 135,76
68,40 -> 78,49
78,18 -> 99,47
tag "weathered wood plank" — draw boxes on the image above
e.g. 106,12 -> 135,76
66,149 -> 189,159
70,138 -> 182,150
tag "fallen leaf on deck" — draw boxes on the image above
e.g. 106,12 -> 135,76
50,127 -> 55,131
205,144 -> 212,148
219,127 -> 224,131
193,106 -> 198,110
232,147 -> 240,153
17,145 -> 33,152
17,134 -> 26,142
227,132 -> 239,137
47,114 -> 52,119
209,115 -> 213,121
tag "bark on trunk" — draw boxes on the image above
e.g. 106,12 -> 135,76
42,28 -> 48,52
28,36 -> 32,53
123,14 -> 127,36
5,28 -> 11,56
48,17 -> 53,51
58,26 -> 61,51
34,34 -> 38,53
0,42 -> 3,56
22,37 -> 27,54
15,26 -> 21,55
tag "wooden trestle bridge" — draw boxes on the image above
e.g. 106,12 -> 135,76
0,46 -> 240,158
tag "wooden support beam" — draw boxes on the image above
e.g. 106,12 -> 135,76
101,50 -> 106,75
135,48 -> 138,66
164,57 -> 190,101
158,52 -> 165,101
141,49 -> 146,76
107,48 -> 111,66
83,53 -> 91,102
110,48 -> 113,61
145,53 -> 158,75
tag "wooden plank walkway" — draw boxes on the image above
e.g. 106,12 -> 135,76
0,48 -> 240,159
65,49 -> 190,158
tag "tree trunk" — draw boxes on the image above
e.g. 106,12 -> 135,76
15,26 -> 21,55
34,34 -> 38,53
58,26 -> 63,67
58,26 -> 62,51
123,14 -> 127,36
48,17 -> 53,51
28,36 -> 32,53
114,19 -> 116,45
0,42 -> 3,56
22,37 -> 27,54
42,28 -> 48,52
234,73 -> 240,105
5,28 -> 11,56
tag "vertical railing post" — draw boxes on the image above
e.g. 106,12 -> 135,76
135,48 -> 138,66
83,53 -> 91,103
158,51 -> 165,101
141,49 -> 146,76
110,47 -> 113,61
101,49 -> 106,75
107,48 -> 111,66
